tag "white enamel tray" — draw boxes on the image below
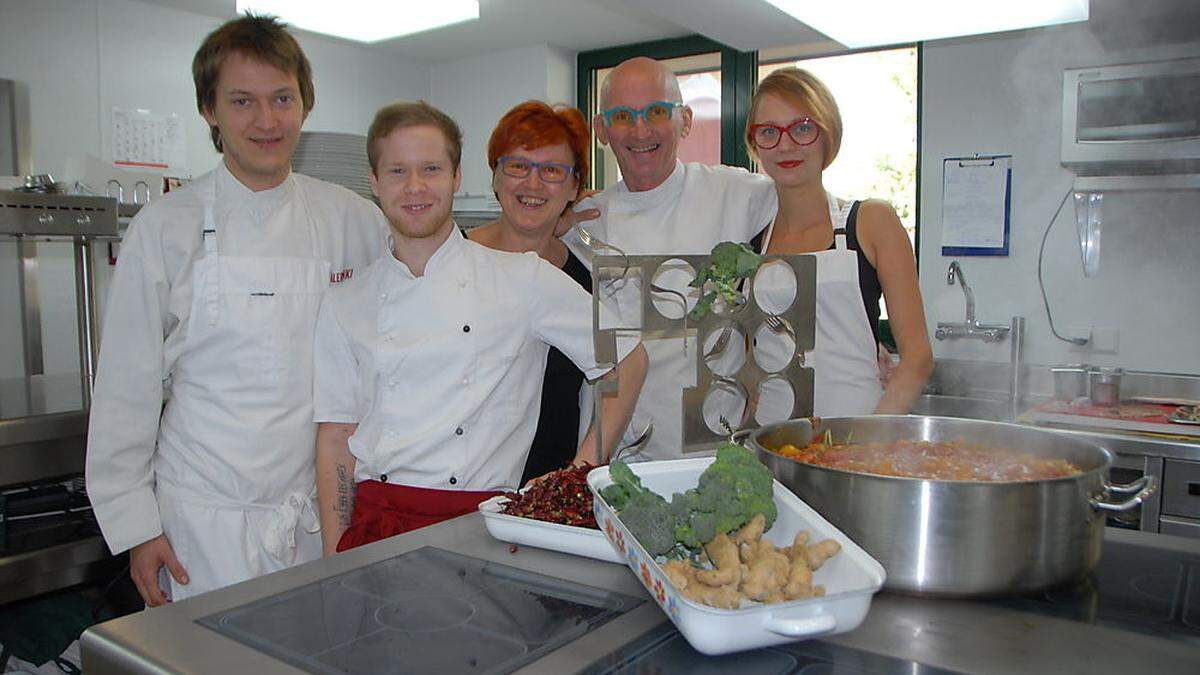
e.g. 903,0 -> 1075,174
588,457 -> 886,656
478,494 -> 624,564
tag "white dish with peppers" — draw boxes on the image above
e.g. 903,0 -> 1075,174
588,457 -> 886,656
478,466 -> 624,564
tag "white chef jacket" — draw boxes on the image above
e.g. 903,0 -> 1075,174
86,163 -> 386,559
313,226 -> 636,491
562,161 -> 777,460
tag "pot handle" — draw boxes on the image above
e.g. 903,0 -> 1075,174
1091,475 -> 1157,512
762,613 -> 837,637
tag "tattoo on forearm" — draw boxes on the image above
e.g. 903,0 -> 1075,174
336,465 -> 353,528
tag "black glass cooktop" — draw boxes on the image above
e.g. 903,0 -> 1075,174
198,546 -> 642,675
990,537 -> 1200,645
579,621 -> 960,675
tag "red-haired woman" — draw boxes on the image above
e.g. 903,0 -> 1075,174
469,101 -> 603,483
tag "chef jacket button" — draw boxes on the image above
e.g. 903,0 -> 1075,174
379,293 -> 387,301
380,473 -> 388,483
455,426 -> 464,436
449,476 -> 458,485
462,325 -> 470,333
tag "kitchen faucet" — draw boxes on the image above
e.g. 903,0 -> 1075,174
935,261 -> 1011,342
946,261 -> 976,324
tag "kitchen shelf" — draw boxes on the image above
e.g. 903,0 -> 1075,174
1073,173 -> 1200,192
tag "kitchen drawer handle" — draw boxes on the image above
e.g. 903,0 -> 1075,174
1091,475 -> 1157,512
763,613 -> 837,637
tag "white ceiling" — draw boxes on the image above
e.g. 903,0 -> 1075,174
139,0 -> 704,61
135,0 -> 1200,62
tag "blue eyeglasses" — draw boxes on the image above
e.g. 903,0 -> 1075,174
600,101 -> 684,128
497,156 -> 577,183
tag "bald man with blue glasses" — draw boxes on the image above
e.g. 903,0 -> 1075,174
561,56 -> 778,462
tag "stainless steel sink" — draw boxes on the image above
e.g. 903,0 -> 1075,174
908,394 -> 1011,421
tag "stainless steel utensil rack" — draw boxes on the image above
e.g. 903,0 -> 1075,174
1,191 -> 123,604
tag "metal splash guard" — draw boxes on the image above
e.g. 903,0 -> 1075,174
590,252 -> 817,454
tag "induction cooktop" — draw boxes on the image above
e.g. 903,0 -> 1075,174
197,546 -> 642,675
579,621 -> 960,675
989,536 -> 1200,645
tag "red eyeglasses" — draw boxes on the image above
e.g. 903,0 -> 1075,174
748,117 -> 820,149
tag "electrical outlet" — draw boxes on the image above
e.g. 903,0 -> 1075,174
1065,326 -> 1093,351
1091,327 -> 1119,354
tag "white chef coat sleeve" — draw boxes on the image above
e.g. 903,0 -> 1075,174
85,214 -> 171,555
527,257 -> 639,381
312,293 -> 361,424
741,171 -> 779,239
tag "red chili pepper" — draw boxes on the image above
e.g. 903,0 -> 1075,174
499,464 -> 599,529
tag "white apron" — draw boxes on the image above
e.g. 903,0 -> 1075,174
756,193 -> 882,421
154,177 -> 326,600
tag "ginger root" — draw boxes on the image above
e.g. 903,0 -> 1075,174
783,557 -> 815,599
661,559 -> 692,592
696,532 -> 741,587
684,581 -> 743,609
655,523 -> 844,610
663,557 -> 741,609
741,550 -> 791,601
804,539 -> 842,571
733,513 -> 766,545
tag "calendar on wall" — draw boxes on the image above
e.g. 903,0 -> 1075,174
111,107 -> 186,173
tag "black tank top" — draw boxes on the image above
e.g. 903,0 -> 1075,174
520,250 -> 592,484
751,201 -> 883,345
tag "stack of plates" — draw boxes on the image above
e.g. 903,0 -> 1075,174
292,131 -> 373,201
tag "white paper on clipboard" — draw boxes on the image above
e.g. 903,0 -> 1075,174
111,107 -> 186,174
941,155 -> 1011,255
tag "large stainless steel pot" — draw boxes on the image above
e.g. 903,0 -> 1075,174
748,416 -> 1156,597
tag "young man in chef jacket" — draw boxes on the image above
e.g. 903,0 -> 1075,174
559,56 -> 778,461
85,15 -> 387,606
312,101 -> 647,554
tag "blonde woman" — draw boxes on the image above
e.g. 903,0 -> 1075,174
747,68 -> 931,416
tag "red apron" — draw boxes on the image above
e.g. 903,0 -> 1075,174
336,481 -> 501,552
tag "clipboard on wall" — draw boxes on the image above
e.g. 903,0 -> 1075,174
941,154 -> 1012,256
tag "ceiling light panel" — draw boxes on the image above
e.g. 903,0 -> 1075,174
763,0 -> 1089,48
236,0 -> 480,44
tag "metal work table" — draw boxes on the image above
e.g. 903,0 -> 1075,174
82,513 -> 1200,674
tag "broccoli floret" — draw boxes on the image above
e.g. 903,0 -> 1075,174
674,443 -> 778,549
617,490 -> 676,556
603,447 -> 777,556
601,460 -> 646,511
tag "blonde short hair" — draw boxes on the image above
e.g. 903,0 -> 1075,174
367,101 -> 463,173
747,67 -> 842,169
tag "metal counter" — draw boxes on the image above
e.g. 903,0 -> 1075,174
81,514 -> 1200,674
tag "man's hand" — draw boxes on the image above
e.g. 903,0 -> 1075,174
877,343 -> 898,385
554,189 -> 601,237
130,533 -> 189,607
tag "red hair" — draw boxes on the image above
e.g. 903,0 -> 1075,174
487,101 -> 589,182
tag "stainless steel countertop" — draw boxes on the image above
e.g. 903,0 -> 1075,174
81,515 -> 1200,674
1041,423 -> 1200,463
